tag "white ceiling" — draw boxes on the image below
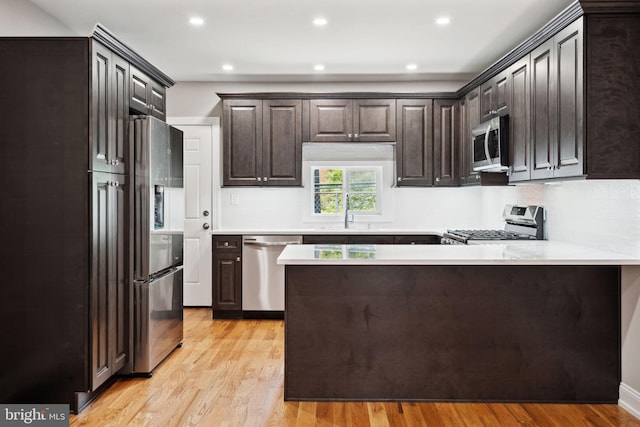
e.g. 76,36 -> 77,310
28,0 -> 575,83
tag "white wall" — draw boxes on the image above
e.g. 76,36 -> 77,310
0,0 -> 75,36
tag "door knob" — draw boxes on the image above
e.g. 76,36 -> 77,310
203,223 -> 210,230
203,210 -> 210,217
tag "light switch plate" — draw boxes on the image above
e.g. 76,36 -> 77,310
231,193 -> 240,205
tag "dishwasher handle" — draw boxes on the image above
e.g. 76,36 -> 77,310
244,240 -> 302,247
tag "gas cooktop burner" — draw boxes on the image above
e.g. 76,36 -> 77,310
441,205 -> 545,245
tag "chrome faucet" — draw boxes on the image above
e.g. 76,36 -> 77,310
344,194 -> 352,228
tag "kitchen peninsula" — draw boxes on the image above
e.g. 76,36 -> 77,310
279,242 -> 637,403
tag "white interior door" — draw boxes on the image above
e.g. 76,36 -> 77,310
171,119 -> 218,306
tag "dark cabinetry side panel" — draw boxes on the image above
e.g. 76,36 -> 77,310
585,15 -> 640,178
0,39 -> 91,404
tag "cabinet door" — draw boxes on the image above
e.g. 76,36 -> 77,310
263,100 -> 302,186
530,39 -> 555,180
508,56 -> 532,182
212,252 -> 242,311
148,80 -> 166,121
480,70 -> 509,122
553,20 -> 584,178
91,42 -> 112,173
223,100 -> 263,186
462,89 -> 482,185
348,235 -> 394,244
396,99 -> 433,186
433,99 -> 459,186
353,99 -> 396,142
91,172 -> 128,390
129,66 -> 166,120
111,55 -> 129,175
129,65 -> 151,115
110,174 -> 129,374
302,235 -> 349,244
309,99 -> 353,142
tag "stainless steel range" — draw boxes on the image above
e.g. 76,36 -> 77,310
442,205 -> 545,245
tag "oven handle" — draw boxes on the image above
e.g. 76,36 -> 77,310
484,124 -> 492,165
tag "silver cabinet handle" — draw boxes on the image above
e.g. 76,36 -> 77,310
397,177 -> 402,182
113,159 -> 119,166
347,133 -> 353,139
436,177 -> 441,182
257,177 -> 262,182
203,210 -> 210,217
236,257 -> 241,262
354,133 -> 359,139
264,176 -> 268,181
203,223 -> 210,230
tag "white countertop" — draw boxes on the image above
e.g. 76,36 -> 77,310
211,228 -> 444,236
278,241 -> 640,266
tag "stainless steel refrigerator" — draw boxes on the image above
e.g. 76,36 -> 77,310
127,115 -> 184,375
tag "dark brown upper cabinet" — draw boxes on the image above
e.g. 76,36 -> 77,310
531,19 -> 583,180
308,99 -> 396,142
129,65 -> 166,121
396,99 -> 433,186
433,99 -> 459,186
507,56 -> 532,183
223,99 -> 302,186
480,69 -> 509,122
459,89 -> 481,186
263,100 -> 302,186
91,41 -> 129,175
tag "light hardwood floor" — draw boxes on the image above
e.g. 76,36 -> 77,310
71,308 -> 640,426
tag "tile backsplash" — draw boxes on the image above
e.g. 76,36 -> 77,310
219,179 -> 640,256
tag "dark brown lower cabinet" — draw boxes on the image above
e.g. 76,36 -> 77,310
212,236 -> 242,318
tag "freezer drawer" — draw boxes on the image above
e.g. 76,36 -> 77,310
133,266 -> 183,374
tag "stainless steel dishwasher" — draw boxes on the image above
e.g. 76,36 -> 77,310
242,235 -> 302,317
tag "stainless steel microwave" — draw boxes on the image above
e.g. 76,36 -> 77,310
471,115 -> 509,172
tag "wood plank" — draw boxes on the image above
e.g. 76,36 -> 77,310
70,308 -> 640,427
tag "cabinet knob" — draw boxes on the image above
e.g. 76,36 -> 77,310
354,133 -> 359,139
236,257 -> 241,262
347,133 -> 353,139
436,177 -> 441,182
257,177 -> 262,182
203,223 -> 210,230
397,177 -> 402,182
263,176 -> 268,181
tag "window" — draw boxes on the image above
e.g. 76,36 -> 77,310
312,166 -> 382,215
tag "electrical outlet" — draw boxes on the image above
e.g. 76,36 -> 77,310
231,193 -> 240,206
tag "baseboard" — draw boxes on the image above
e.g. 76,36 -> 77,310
619,383 -> 640,420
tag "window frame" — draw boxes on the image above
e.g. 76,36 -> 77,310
310,165 -> 383,217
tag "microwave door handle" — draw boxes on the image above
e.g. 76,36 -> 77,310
484,124 -> 492,165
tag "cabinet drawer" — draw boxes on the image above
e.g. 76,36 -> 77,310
213,235 -> 242,251
303,235 -> 349,244
349,235 -> 394,244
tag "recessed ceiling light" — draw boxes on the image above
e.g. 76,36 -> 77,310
436,16 -> 451,26
222,64 -> 234,71
406,64 -> 418,71
313,18 -> 328,26
189,17 -> 204,26
314,64 -> 325,71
